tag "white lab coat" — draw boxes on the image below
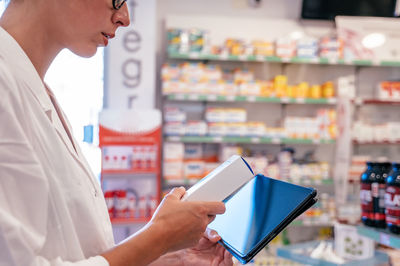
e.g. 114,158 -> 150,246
0,27 -> 114,265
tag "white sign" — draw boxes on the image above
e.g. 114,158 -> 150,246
336,16 -> 400,61
104,0 -> 156,109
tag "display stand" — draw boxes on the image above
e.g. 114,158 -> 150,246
277,241 -> 389,266
99,109 -> 161,236
357,225 -> 400,249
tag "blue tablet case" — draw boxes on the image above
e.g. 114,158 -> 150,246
208,174 -> 317,264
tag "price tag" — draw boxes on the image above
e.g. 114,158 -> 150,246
296,98 -> 305,104
271,138 -> 281,144
328,58 -> 338,64
239,55 -> 247,61
169,136 -> 180,142
189,52 -> 200,59
304,220 -> 311,225
176,94 -> 184,100
248,96 -> 256,102
256,55 -> 265,61
312,139 -> 320,144
213,136 -> 223,142
380,233 -> 391,246
226,95 -> 235,101
281,97 -> 290,103
372,58 -> 380,66
251,137 -> 260,143
282,57 -> 290,63
220,54 -> 229,60
327,98 -> 337,104
310,58 -> 319,63
207,95 -> 217,101
355,98 -> 363,105
188,94 -> 198,101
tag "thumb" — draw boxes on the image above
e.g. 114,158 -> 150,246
168,186 -> 186,200
204,228 -> 221,243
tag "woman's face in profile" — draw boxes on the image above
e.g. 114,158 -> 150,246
46,0 -> 130,57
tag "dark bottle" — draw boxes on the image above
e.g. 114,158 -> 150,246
385,163 -> 400,234
360,162 -> 375,227
371,162 -> 391,228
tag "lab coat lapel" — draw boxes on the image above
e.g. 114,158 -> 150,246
0,27 -> 96,185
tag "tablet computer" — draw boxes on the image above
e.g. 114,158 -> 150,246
208,174 -> 317,264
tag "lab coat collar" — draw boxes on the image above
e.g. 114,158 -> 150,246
0,27 -> 53,114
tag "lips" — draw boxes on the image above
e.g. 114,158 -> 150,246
101,32 -> 115,39
101,32 -> 115,46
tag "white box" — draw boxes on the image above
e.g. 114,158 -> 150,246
182,155 -> 254,202
334,223 -> 374,260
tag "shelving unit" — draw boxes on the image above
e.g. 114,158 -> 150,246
290,220 -> 334,227
165,136 -> 335,145
353,140 -> 400,145
354,98 -> 400,105
168,51 -> 400,67
276,241 -> 389,266
357,225 -> 400,249
164,178 -> 334,187
164,93 -> 337,105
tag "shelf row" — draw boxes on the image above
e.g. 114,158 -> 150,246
169,51 -> 400,67
165,93 -> 400,106
164,178 -> 334,187
165,93 -> 337,104
165,136 -> 334,145
357,225 -> 400,249
111,217 -> 334,227
165,136 -> 400,145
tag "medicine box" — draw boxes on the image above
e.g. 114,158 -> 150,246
182,155 -> 254,202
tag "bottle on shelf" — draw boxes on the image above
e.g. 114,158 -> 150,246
385,163 -> 400,234
360,162 -> 375,227
371,162 -> 391,228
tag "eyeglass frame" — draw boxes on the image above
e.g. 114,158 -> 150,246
113,0 -> 127,10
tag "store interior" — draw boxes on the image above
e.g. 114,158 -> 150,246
12,0 -> 400,265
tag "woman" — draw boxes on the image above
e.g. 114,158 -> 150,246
0,0 -> 233,265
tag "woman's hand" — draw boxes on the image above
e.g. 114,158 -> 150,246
149,187 -> 226,253
180,228 -> 233,266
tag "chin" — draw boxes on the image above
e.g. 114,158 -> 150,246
69,46 -> 98,58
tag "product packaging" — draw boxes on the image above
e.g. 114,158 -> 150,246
182,155 -> 254,202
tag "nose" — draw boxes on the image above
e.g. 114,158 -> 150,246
113,3 -> 130,27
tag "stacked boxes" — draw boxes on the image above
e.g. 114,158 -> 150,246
164,107 -> 337,140
162,63 -> 336,99
167,28 -> 346,61
377,81 -> 400,101
353,121 -> 400,143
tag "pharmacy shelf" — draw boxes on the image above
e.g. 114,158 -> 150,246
353,140 -> 400,145
357,225 -> 400,249
277,241 -> 389,266
354,98 -> 400,105
102,172 -> 156,179
290,220 -> 334,227
164,93 -> 337,105
164,178 -> 334,187
110,217 -> 150,225
168,51 -> 400,67
165,135 -> 336,145
164,179 -> 199,187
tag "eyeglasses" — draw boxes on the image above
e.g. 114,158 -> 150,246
113,0 -> 127,10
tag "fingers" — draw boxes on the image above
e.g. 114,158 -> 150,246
202,202 -> 226,215
168,186 -> 186,200
224,249 -> 233,266
208,215 -> 216,224
204,227 -> 221,242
